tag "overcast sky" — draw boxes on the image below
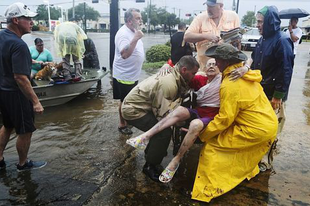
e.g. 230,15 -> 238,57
1,0 -> 309,26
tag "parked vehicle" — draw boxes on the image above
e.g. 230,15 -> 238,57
0,22 -> 7,29
241,28 -> 261,51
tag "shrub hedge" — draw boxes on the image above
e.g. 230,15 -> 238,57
146,44 -> 171,63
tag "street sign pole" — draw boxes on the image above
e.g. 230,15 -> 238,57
236,0 -> 240,14
110,0 -> 119,71
73,0 -> 75,19
84,2 -> 87,34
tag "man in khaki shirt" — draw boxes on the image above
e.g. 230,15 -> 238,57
184,0 -> 240,71
122,56 -> 199,182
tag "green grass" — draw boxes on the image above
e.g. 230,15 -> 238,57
142,61 -> 166,71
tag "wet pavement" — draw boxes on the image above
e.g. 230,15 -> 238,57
0,33 -> 310,205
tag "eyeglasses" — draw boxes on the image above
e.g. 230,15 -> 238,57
36,44 -> 44,47
207,62 -> 216,67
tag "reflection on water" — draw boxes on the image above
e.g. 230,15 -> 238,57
0,170 -> 38,205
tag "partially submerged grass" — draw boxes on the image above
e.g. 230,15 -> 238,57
142,61 -> 166,71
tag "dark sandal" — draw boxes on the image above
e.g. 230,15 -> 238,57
118,126 -> 133,135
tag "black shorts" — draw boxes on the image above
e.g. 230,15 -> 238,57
112,78 -> 138,102
0,90 -> 36,134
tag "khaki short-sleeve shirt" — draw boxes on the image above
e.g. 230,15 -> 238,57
186,10 -> 240,70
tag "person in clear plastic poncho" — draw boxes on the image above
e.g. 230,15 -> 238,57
54,22 -> 87,79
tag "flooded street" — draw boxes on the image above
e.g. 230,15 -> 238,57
0,32 -> 310,205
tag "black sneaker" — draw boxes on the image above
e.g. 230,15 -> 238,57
17,160 -> 47,172
0,158 -> 6,170
142,162 -> 161,182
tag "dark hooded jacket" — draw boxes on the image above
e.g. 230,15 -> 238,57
251,6 -> 294,101
83,38 -> 100,69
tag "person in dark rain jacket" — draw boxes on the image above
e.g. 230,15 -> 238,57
238,6 -> 294,171
83,38 -> 100,70
251,6 -> 294,104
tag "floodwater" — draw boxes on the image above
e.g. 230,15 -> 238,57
0,32 -> 310,206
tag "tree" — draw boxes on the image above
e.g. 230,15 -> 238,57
35,4 -> 61,21
141,5 -> 179,31
183,16 -> 194,25
167,13 -> 180,28
68,3 -> 100,21
141,4 -> 159,29
157,8 -> 180,31
241,11 -> 256,27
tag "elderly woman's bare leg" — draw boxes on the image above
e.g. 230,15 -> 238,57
159,119 -> 204,183
126,106 -> 191,149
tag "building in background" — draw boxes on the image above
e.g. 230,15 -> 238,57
302,17 -> 310,35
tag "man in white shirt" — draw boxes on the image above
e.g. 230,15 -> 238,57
285,17 -> 303,57
112,8 -> 144,135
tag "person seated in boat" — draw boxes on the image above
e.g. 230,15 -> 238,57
126,58 -> 221,183
29,38 -> 53,79
54,21 -> 87,80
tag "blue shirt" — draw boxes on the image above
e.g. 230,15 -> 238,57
0,29 -> 32,91
29,46 -> 53,71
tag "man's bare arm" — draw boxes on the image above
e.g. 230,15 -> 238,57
14,74 -> 44,114
121,30 -> 144,59
184,32 -> 219,43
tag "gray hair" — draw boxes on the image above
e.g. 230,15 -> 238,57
6,16 -> 14,24
177,55 -> 199,71
124,8 -> 140,23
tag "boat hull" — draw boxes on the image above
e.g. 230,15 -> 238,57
33,69 -> 108,107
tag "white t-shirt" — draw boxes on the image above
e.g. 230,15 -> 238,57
113,25 -> 145,81
286,27 -> 303,55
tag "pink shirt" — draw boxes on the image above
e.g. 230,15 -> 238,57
186,10 -> 240,70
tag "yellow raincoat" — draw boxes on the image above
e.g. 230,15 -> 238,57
54,22 -> 87,60
192,63 -> 278,202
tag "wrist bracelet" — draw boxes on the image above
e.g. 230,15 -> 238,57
245,65 -> 250,71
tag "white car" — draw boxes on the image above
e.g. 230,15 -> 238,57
241,28 -> 261,51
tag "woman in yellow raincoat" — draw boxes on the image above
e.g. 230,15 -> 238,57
192,44 -> 278,203
54,22 -> 87,79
